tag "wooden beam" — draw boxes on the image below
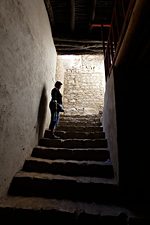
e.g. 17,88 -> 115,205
55,43 -> 104,49
56,49 -> 103,55
70,0 -> 75,32
90,0 -> 97,22
55,43 -> 104,55
54,37 -> 108,55
54,37 -> 105,44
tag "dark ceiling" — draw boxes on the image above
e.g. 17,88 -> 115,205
44,0 -> 115,55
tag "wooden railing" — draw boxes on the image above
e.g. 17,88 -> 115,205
103,0 -> 136,80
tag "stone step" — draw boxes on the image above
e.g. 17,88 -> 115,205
0,196 -> 141,224
38,138 -> 108,148
59,117 -> 101,123
56,125 -> 103,132
8,171 -> 119,203
32,146 -> 110,161
44,130 -> 105,139
58,120 -> 102,127
23,157 -> 114,178
60,114 -> 101,120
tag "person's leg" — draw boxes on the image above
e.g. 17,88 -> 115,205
52,112 -> 60,138
49,111 -> 60,138
56,112 -> 60,127
49,111 -> 56,134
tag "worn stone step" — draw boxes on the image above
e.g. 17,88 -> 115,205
0,196 -> 141,224
59,117 -> 101,123
8,171 -> 118,203
58,120 -> 102,127
0,197 -> 142,225
23,157 -> 114,178
60,114 -> 101,120
60,115 -> 100,122
44,130 -> 105,139
32,146 -> 110,161
56,125 -> 103,132
38,138 -> 108,148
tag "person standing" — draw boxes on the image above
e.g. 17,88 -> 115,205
49,81 -> 64,138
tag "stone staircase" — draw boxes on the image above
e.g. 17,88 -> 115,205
0,115 -> 147,224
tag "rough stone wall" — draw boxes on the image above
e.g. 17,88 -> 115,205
0,0 -> 57,197
60,55 -> 105,115
55,56 -> 65,94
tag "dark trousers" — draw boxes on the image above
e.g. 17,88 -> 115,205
49,110 -> 60,131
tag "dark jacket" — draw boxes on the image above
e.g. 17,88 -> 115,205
49,87 -> 62,112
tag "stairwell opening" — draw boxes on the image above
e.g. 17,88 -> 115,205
56,54 -> 105,117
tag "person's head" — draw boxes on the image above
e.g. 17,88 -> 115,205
55,81 -> 62,89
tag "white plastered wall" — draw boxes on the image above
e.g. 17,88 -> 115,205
0,0 -> 57,196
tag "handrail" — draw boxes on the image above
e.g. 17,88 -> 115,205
104,0 -> 136,80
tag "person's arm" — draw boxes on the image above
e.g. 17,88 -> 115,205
51,88 -> 58,111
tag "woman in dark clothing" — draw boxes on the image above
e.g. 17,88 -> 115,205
49,81 -> 64,138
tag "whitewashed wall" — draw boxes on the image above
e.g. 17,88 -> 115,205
0,0 -> 57,196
